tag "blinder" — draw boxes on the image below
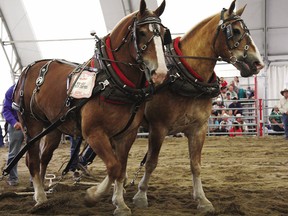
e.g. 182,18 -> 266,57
131,15 -> 171,62
225,24 -> 233,40
163,28 -> 172,45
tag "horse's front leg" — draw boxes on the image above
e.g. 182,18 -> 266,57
186,127 -> 214,213
84,131 -> 132,215
112,131 -> 138,216
84,132 -> 115,203
133,126 -> 167,208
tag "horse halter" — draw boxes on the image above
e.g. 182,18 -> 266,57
213,8 -> 252,64
132,15 -> 172,63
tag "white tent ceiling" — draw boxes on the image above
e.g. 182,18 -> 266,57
0,0 -> 288,86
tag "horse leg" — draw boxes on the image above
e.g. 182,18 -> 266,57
25,120 -> 47,205
133,126 -> 167,208
112,132 -> 138,216
84,132 -> 119,204
40,129 -> 62,183
186,128 -> 214,212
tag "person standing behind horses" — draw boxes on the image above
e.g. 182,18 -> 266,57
279,88 -> 288,140
2,84 -> 24,186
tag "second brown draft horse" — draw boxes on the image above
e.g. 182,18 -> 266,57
133,0 -> 264,213
13,0 -> 169,215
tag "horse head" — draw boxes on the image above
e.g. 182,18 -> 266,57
214,0 -> 264,77
109,0 -> 169,85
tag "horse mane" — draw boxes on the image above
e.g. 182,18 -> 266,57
181,13 -> 218,42
111,9 -> 156,35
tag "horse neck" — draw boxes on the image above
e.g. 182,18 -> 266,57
179,16 -> 219,82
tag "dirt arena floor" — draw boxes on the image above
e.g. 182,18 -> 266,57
0,136 -> 288,216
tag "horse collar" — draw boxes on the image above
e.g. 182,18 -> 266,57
165,38 -> 220,98
172,37 -> 217,83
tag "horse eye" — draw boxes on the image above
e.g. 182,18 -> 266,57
233,29 -> 241,35
138,30 -> 146,38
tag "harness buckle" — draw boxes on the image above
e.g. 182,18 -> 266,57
99,80 -> 110,90
230,56 -> 237,64
234,42 -> 240,48
170,72 -> 180,83
141,44 -> 147,51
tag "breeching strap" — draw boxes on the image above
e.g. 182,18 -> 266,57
1,83 -> 106,178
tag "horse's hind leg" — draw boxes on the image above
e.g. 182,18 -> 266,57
25,120 -> 47,205
40,129 -> 62,183
186,128 -> 214,213
133,126 -> 167,208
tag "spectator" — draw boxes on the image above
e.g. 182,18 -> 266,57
209,110 -> 220,133
227,84 -> 238,99
278,88 -> 288,139
0,125 -> 4,147
231,76 -> 240,93
238,88 -> 246,99
246,86 -> 254,99
212,97 -> 226,116
269,106 -> 284,132
235,113 -> 248,132
229,121 -> 243,137
219,77 -> 228,88
224,92 -> 232,107
69,136 -> 96,178
2,84 -> 24,186
215,113 -> 232,135
228,97 -> 243,116
219,86 -> 228,100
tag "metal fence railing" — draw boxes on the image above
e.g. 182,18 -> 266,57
0,100 -> 285,140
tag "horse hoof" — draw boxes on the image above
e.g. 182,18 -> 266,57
84,193 -> 97,207
133,195 -> 148,208
198,203 -> 215,213
113,207 -> 131,216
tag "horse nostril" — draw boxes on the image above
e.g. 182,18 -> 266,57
254,61 -> 264,71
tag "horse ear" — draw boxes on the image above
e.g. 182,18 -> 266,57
228,0 -> 236,16
139,0 -> 147,15
154,0 -> 166,17
236,4 -> 247,16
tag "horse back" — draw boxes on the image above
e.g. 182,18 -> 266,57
14,60 -> 77,130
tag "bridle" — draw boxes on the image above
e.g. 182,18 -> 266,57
213,8 -> 251,64
166,8 -> 252,66
131,16 -> 172,63
96,13 -> 171,83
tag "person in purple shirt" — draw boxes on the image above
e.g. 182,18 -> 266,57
2,84 -> 24,186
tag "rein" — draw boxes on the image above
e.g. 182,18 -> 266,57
165,9 -> 251,65
2,83 -> 106,177
165,53 -> 225,62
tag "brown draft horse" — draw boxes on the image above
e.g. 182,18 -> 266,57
13,0 -> 168,215
133,0 -> 264,213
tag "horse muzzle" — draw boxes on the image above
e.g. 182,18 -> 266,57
236,56 -> 264,77
151,68 -> 168,85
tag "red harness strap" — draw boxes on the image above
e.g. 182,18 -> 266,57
173,37 -> 217,83
105,37 -> 136,88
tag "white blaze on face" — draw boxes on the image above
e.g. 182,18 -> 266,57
249,35 -> 264,65
149,23 -> 167,84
